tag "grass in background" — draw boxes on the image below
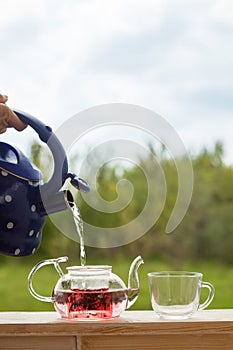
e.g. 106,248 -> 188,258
0,257 -> 232,311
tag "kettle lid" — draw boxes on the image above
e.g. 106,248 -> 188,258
0,142 -> 42,181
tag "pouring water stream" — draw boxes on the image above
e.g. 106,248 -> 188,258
70,203 -> 86,266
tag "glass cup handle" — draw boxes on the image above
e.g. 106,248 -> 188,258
198,281 -> 215,310
28,256 -> 68,303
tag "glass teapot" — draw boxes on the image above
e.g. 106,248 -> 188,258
28,255 -> 144,320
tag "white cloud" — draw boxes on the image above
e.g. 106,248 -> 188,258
0,0 -> 232,162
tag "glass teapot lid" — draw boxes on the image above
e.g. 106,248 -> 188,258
66,265 -> 112,274
65,265 -> 126,290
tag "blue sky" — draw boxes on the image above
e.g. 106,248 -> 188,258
1,0 -> 233,163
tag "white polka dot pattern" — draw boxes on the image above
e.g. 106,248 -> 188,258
6,222 -> 14,229
29,230 -> 34,237
5,195 -> 12,202
31,205 -> 36,212
14,248 -> 21,255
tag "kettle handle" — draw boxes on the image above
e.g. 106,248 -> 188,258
13,109 -> 56,143
28,256 -> 68,303
13,109 -> 90,194
13,109 -> 68,194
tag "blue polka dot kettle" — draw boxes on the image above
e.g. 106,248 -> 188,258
0,109 -> 90,257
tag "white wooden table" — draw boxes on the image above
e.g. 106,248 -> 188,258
0,310 -> 232,349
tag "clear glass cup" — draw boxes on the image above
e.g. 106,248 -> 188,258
148,271 -> 215,320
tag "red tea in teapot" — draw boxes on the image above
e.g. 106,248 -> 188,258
53,288 -> 129,319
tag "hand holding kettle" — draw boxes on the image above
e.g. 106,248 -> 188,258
0,93 -> 27,133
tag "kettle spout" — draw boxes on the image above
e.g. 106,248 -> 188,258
39,190 -> 74,216
127,256 -> 144,309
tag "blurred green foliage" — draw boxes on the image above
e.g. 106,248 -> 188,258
0,256 -> 232,311
1,140 -> 233,310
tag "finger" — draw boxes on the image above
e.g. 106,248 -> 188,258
0,94 -> 8,103
8,111 -> 27,131
0,121 -> 7,133
0,127 -> 7,134
0,103 -> 10,133
0,104 -> 27,131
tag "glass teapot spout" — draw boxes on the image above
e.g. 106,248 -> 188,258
127,256 -> 144,309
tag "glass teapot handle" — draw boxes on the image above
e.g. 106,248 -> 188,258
28,256 -> 68,303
